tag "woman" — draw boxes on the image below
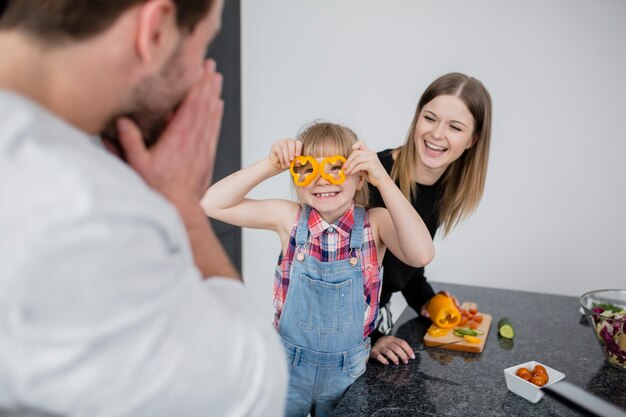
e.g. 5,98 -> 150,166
368,72 -> 492,365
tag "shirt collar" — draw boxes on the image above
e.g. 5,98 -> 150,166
307,203 -> 355,239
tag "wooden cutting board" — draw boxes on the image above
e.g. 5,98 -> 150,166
423,302 -> 492,353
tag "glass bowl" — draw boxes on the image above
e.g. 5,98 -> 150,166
579,289 -> 626,371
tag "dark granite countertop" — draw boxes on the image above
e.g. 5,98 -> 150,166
332,282 -> 626,416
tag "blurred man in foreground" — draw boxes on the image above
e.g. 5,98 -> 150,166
0,1 -> 287,415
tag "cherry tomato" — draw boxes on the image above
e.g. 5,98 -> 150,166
531,374 -> 548,387
516,368 -> 532,381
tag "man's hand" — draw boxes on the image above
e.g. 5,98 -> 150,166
370,335 -> 415,365
112,59 -> 238,280
116,59 -> 224,208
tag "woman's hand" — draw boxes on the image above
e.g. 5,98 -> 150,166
269,139 -> 302,170
370,335 -> 415,365
343,141 -> 390,188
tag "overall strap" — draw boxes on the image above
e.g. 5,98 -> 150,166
295,205 -> 311,246
349,206 -> 365,250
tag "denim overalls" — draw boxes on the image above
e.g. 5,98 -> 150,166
279,205 -> 371,417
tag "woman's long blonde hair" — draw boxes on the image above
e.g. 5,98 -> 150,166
296,121 -> 369,207
391,73 -> 492,235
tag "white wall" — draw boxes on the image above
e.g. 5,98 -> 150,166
240,0 -> 626,322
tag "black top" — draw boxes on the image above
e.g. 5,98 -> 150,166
368,149 -> 443,342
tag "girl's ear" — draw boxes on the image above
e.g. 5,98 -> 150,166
355,173 -> 366,190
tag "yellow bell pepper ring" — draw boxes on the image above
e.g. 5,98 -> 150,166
289,155 -> 347,187
426,293 -> 461,329
319,155 -> 347,185
289,156 -> 319,187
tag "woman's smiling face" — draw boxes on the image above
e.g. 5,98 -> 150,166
414,94 -> 476,181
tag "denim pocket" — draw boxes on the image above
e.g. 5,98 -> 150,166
347,348 -> 369,378
295,273 -> 353,333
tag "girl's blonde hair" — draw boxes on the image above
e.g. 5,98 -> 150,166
391,72 -> 492,236
296,121 -> 369,207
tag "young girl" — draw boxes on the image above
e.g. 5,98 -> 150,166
201,122 -> 434,417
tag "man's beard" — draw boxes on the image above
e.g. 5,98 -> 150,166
101,105 -> 172,149
101,43 -> 186,148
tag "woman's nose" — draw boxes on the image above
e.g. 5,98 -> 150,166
432,122 -> 446,139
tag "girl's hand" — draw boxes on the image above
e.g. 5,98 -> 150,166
269,139 -> 302,170
343,141 -> 390,187
370,335 -> 416,365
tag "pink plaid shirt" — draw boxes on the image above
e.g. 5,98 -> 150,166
273,203 -> 382,339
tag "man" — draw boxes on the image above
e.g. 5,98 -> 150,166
0,1 -> 286,416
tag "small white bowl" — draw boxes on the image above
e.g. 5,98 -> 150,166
503,361 -> 565,403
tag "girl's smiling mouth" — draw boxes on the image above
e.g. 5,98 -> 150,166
313,191 -> 340,198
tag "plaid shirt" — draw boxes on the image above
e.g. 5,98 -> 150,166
273,203 -> 382,338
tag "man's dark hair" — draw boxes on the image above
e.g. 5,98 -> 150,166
0,0 -> 214,41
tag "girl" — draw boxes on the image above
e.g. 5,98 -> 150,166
201,122 -> 434,417
367,72 -> 493,366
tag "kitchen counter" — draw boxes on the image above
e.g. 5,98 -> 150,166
332,282 -> 626,416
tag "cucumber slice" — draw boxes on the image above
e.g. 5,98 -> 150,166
498,318 -> 515,339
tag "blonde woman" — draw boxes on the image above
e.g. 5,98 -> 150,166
368,72 -> 493,365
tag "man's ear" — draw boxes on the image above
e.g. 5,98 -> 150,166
135,0 -> 179,69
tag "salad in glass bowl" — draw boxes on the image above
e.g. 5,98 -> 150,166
579,289 -> 626,371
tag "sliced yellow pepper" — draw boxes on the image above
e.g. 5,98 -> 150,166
289,156 -> 319,187
425,294 -> 461,329
427,326 -> 451,338
289,155 -> 347,187
320,155 -> 347,185
463,335 -> 481,344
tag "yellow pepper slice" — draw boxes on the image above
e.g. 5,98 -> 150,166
319,155 -> 347,185
289,156 -> 319,187
463,335 -> 481,344
289,155 -> 347,187
427,326 -> 451,338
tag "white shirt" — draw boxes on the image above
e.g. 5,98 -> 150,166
0,91 -> 287,417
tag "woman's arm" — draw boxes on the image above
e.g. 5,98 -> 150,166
344,142 -> 434,267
